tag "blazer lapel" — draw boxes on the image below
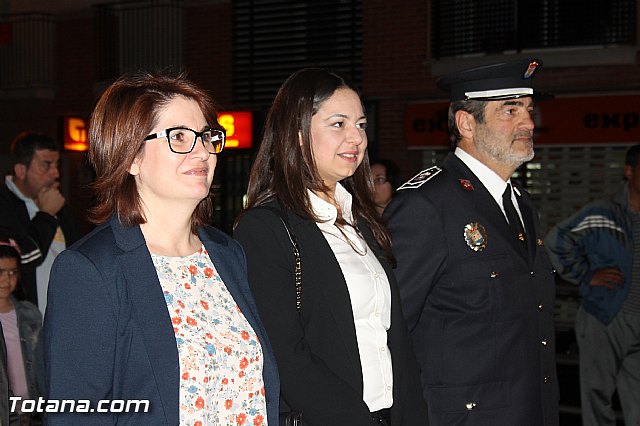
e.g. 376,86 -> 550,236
198,231 -> 266,349
112,218 -> 179,424
289,215 -> 364,391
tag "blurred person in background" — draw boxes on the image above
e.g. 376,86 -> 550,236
545,144 -> 640,426
0,236 -> 43,425
370,159 -> 400,217
0,132 -> 79,314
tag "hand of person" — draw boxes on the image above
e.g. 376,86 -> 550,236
589,268 -> 624,289
36,182 -> 66,216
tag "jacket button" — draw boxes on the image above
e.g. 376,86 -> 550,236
465,402 -> 476,410
541,339 -> 548,346
543,376 -> 551,383
538,304 -> 543,311
490,271 -> 499,278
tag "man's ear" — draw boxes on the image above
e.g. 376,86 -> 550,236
13,163 -> 27,181
624,165 -> 633,181
455,110 -> 475,140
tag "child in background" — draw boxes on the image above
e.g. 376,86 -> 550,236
0,237 -> 43,425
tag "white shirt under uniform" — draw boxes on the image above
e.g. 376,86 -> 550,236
455,147 -> 526,226
308,183 -> 394,412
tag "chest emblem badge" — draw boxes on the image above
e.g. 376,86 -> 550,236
464,222 -> 488,252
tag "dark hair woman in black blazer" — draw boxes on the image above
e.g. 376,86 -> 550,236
234,68 -> 427,426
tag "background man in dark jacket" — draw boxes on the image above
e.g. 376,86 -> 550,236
385,58 -> 559,425
0,132 -> 78,312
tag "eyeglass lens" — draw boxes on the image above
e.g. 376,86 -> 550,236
168,128 -> 225,154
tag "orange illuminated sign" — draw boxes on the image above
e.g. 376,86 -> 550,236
63,117 -> 89,152
218,111 -> 253,149
404,94 -> 640,148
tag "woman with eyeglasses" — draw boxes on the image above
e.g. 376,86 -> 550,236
43,72 -> 279,425
234,68 -> 427,426
370,159 -> 401,217
0,236 -> 44,425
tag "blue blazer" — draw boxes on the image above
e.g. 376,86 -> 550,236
43,215 -> 279,425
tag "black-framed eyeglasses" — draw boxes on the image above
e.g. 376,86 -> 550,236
144,127 -> 226,154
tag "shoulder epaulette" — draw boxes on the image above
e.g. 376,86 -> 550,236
397,166 -> 442,190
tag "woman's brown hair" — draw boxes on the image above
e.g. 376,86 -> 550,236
88,72 -> 221,233
240,68 -> 393,262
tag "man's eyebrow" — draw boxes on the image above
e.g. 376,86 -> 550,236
502,100 -> 525,106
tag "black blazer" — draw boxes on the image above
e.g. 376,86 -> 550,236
385,153 -> 559,426
234,201 -> 427,426
0,182 -> 79,305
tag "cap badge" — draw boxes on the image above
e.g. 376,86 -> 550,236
463,222 -> 488,252
459,179 -> 474,191
523,61 -> 539,79
537,238 -> 544,246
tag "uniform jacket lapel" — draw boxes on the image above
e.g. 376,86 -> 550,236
514,184 -> 538,264
444,154 -> 530,264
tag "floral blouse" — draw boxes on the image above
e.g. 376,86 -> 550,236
152,246 -> 267,426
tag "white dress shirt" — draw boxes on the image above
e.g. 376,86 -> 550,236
455,147 -> 525,227
308,184 -> 393,412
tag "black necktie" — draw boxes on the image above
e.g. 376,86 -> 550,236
502,184 -> 527,248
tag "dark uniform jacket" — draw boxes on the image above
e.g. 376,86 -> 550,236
234,202 -> 428,426
385,153 -> 559,426
0,182 -> 79,305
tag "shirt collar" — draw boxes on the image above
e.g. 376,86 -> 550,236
455,147 -> 511,205
307,182 -> 354,225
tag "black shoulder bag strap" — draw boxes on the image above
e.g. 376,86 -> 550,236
257,206 -> 302,312
257,206 -> 304,426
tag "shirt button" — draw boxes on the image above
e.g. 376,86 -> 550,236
380,346 -> 386,352
530,271 -> 535,275
375,312 -> 381,317
372,272 -> 380,278
386,386 -> 392,391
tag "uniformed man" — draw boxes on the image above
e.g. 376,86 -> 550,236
385,58 -> 559,425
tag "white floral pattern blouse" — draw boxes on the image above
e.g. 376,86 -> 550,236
152,246 -> 267,426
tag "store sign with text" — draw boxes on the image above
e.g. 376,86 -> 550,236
63,117 -> 89,152
218,111 -> 252,149
404,94 -> 640,148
